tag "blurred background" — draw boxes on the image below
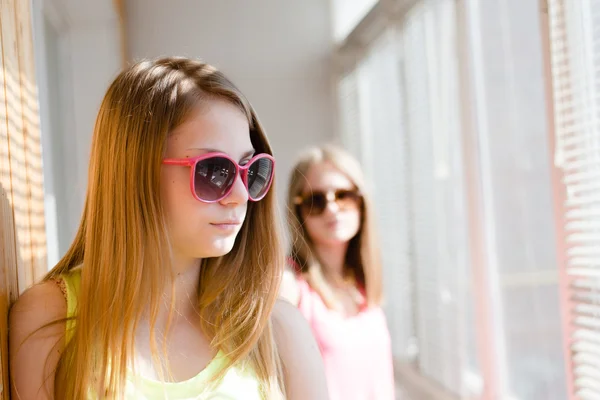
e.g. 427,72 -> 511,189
0,0 -> 598,399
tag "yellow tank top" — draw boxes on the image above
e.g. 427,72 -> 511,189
61,268 -> 263,399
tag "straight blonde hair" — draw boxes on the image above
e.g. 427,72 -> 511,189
44,57 -> 285,398
286,145 -> 383,310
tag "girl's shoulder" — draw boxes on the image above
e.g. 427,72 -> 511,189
271,299 -> 329,399
9,279 -> 68,398
10,278 -> 68,330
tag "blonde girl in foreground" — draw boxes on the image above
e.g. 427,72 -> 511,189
10,57 -> 328,399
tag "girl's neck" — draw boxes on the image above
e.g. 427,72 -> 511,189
155,257 -> 203,327
314,241 -> 348,286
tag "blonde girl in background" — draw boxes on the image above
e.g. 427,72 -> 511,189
281,145 -> 395,400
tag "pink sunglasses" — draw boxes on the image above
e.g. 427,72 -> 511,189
162,152 -> 275,203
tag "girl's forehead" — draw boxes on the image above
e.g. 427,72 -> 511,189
166,100 -> 252,159
304,162 -> 354,191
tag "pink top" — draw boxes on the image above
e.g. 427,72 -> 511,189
296,277 -> 395,400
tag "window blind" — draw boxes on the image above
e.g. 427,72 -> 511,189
547,0 -> 600,398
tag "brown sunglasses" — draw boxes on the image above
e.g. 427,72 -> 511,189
294,189 -> 362,216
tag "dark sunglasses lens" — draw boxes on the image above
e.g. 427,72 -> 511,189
194,157 -> 237,201
302,192 -> 327,216
247,156 -> 274,200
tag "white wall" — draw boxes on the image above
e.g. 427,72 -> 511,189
32,0 -> 122,264
126,0 -> 336,205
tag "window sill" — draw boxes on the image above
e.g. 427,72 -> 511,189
394,359 -> 461,400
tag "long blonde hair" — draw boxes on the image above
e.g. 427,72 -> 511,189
287,145 -> 383,309
44,57 -> 284,398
